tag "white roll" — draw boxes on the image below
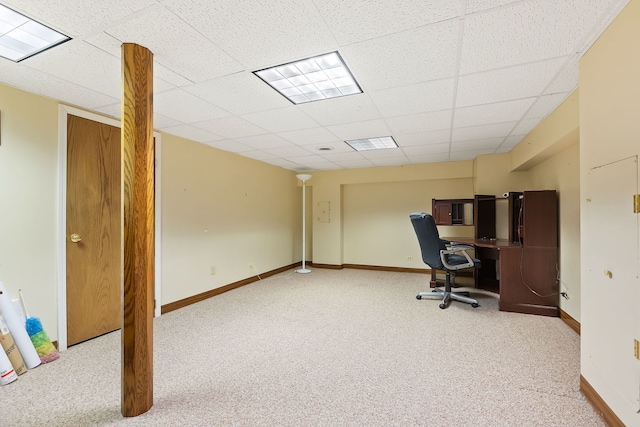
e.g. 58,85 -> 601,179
0,342 -> 18,385
0,282 -> 41,369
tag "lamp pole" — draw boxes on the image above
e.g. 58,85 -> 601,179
296,174 -> 312,273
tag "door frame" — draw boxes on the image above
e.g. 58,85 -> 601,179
57,104 -> 162,351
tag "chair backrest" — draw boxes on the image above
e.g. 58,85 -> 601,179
409,212 -> 446,269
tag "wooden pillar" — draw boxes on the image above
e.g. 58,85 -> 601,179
121,43 -> 154,417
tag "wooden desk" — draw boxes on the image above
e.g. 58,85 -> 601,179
431,237 -> 559,317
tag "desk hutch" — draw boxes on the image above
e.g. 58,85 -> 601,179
430,191 -> 559,317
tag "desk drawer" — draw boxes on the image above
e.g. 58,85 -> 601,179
475,246 -> 499,261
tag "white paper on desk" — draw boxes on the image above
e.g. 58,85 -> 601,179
0,282 -> 41,369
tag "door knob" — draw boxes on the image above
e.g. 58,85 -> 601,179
70,233 -> 82,243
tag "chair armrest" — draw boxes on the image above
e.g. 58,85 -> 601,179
439,245 -> 475,270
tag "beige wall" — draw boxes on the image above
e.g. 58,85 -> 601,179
160,134 -> 300,303
0,83 -> 302,341
0,84 -> 59,337
310,161 -> 475,265
343,178 -> 474,269
578,0 -> 640,424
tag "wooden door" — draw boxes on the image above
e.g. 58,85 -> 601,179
66,115 -> 121,346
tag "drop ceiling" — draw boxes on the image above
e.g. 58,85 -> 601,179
0,0 -> 629,171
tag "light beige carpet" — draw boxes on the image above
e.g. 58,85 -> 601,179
0,268 -> 603,426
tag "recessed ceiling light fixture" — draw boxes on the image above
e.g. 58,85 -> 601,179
0,4 -> 70,62
345,136 -> 398,151
254,51 -> 362,104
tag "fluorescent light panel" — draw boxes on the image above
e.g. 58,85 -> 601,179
346,136 -> 398,151
0,4 -> 70,62
254,51 -> 362,104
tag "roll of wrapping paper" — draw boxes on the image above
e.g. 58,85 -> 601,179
0,346 -> 17,385
0,283 -> 41,369
0,314 -> 26,375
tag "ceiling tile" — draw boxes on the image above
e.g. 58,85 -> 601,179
386,111 -> 452,135
319,151 -> 367,162
453,98 -> 536,128
240,150 -> 279,161
154,113 -> 182,129
460,0 -> 622,74
450,149 -> 495,161
265,146 -> 316,158
524,93 -> 570,119
234,134 -> 295,150
456,58 -> 567,107
370,79 -> 455,117
24,40 -> 121,99
342,20 -> 460,91
512,118 -> 542,135
298,94 -> 381,126
161,125 -> 223,143
193,116 -> 268,139
0,62 -> 118,109
278,128 -> 342,146
396,131 -> 451,147
93,103 -> 121,120
359,147 -> 403,159
407,152 -> 451,164
452,122 -> 516,142
369,155 -> 411,167
544,56 -> 580,94
2,0 -> 158,37
155,89 -> 230,123
105,6 -> 243,82
166,0 -> 337,69
183,72 -> 291,116
241,107 -> 320,133
501,135 -> 526,149
205,139 -> 254,153
465,0 -> 520,14
314,0 -> 462,45
402,143 -> 451,155
329,158 -> 374,169
326,119 -> 392,141
451,137 -> 504,151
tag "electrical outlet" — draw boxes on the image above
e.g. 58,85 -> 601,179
209,266 -> 216,275
407,256 -> 413,260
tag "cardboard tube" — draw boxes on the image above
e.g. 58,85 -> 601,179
0,315 -> 26,375
0,283 -> 41,369
0,347 -> 17,385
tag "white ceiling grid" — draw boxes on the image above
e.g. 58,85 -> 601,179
0,0 -> 630,171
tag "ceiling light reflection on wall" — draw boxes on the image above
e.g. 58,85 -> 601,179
254,51 -> 362,104
0,4 -> 70,62
345,136 -> 398,151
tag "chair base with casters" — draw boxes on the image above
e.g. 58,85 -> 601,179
416,271 -> 479,309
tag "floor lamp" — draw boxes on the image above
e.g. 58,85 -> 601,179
296,174 -> 312,274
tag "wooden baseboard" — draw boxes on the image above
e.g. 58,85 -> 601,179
580,375 -> 625,427
160,262 -> 470,315
559,309 -> 580,334
161,263 -> 299,314
342,264 -> 429,274
310,263 -> 343,270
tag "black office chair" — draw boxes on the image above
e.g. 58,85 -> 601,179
409,212 -> 481,309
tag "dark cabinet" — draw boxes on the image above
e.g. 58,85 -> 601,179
432,198 -> 475,226
501,190 -> 559,316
